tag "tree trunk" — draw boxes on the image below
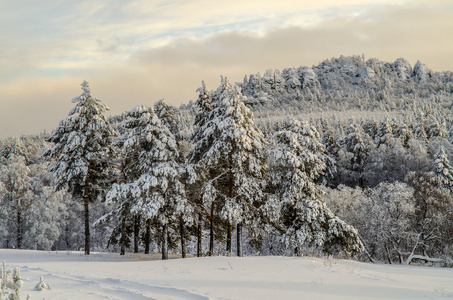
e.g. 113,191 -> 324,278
197,212 -> 202,257
226,221 -> 233,256
162,223 -> 168,260
84,196 -> 90,255
84,162 -> 91,255
134,215 -> 140,253
144,219 -> 151,254
226,221 -> 232,255
180,216 -> 186,258
384,243 -> 392,264
120,214 -> 126,255
236,223 -> 242,257
16,210 -> 22,249
226,168 -> 233,255
209,203 -> 215,256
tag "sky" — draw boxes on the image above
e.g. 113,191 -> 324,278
1,0 -> 452,138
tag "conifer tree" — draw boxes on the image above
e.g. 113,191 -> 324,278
154,99 -> 190,257
154,99 -> 180,138
434,146 -> 453,195
342,121 -> 373,187
268,119 -> 363,256
413,112 -> 428,143
0,138 -> 28,162
319,119 -> 339,186
376,117 -> 394,147
188,81 -> 213,256
105,105 -> 192,260
44,81 -> 114,255
189,78 -> 268,256
395,123 -> 412,148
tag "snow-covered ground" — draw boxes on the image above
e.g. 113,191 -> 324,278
1,250 -> 453,300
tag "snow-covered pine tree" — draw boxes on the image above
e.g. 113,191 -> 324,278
95,107 -> 150,255
426,119 -> 447,141
154,99 -> 180,139
188,81 -> 214,256
190,81 -> 213,163
0,154 -> 33,249
154,99 -> 191,257
43,81 -> 114,255
105,105 -> 192,260
395,123 -> 412,148
0,138 -> 28,162
319,119 -> 339,187
413,111 -> 428,143
188,77 -> 268,256
342,121 -> 374,187
434,146 -> 453,195
268,118 -> 364,256
195,81 -> 212,124
375,117 -> 394,148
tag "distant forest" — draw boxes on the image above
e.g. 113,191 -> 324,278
1,55 -> 453,266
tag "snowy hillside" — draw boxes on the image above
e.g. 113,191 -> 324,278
1,249 -> 453,300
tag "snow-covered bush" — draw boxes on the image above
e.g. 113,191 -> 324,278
34,276 -> 51,291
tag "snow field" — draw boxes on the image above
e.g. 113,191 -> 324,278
1,250 -> 453,300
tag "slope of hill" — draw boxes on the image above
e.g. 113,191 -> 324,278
177,55 -> 453,136
239,55 -> 453,108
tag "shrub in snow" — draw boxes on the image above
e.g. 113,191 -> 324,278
34,276 -> 51,291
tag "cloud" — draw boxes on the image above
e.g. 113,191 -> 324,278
1,0 -> 452,138
126,1 -> 453,98
0,0 -> 412,80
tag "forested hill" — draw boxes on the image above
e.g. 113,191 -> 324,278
238,55 -> 453,110
178,55 -> 453,137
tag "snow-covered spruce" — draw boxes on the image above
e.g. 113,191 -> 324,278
341,121 -> 374,187
189,77 -> 268,256
434,146 -> 453,195
103,105 -> 193,260
43,81 -> 114,255
268,118 -> 363,256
